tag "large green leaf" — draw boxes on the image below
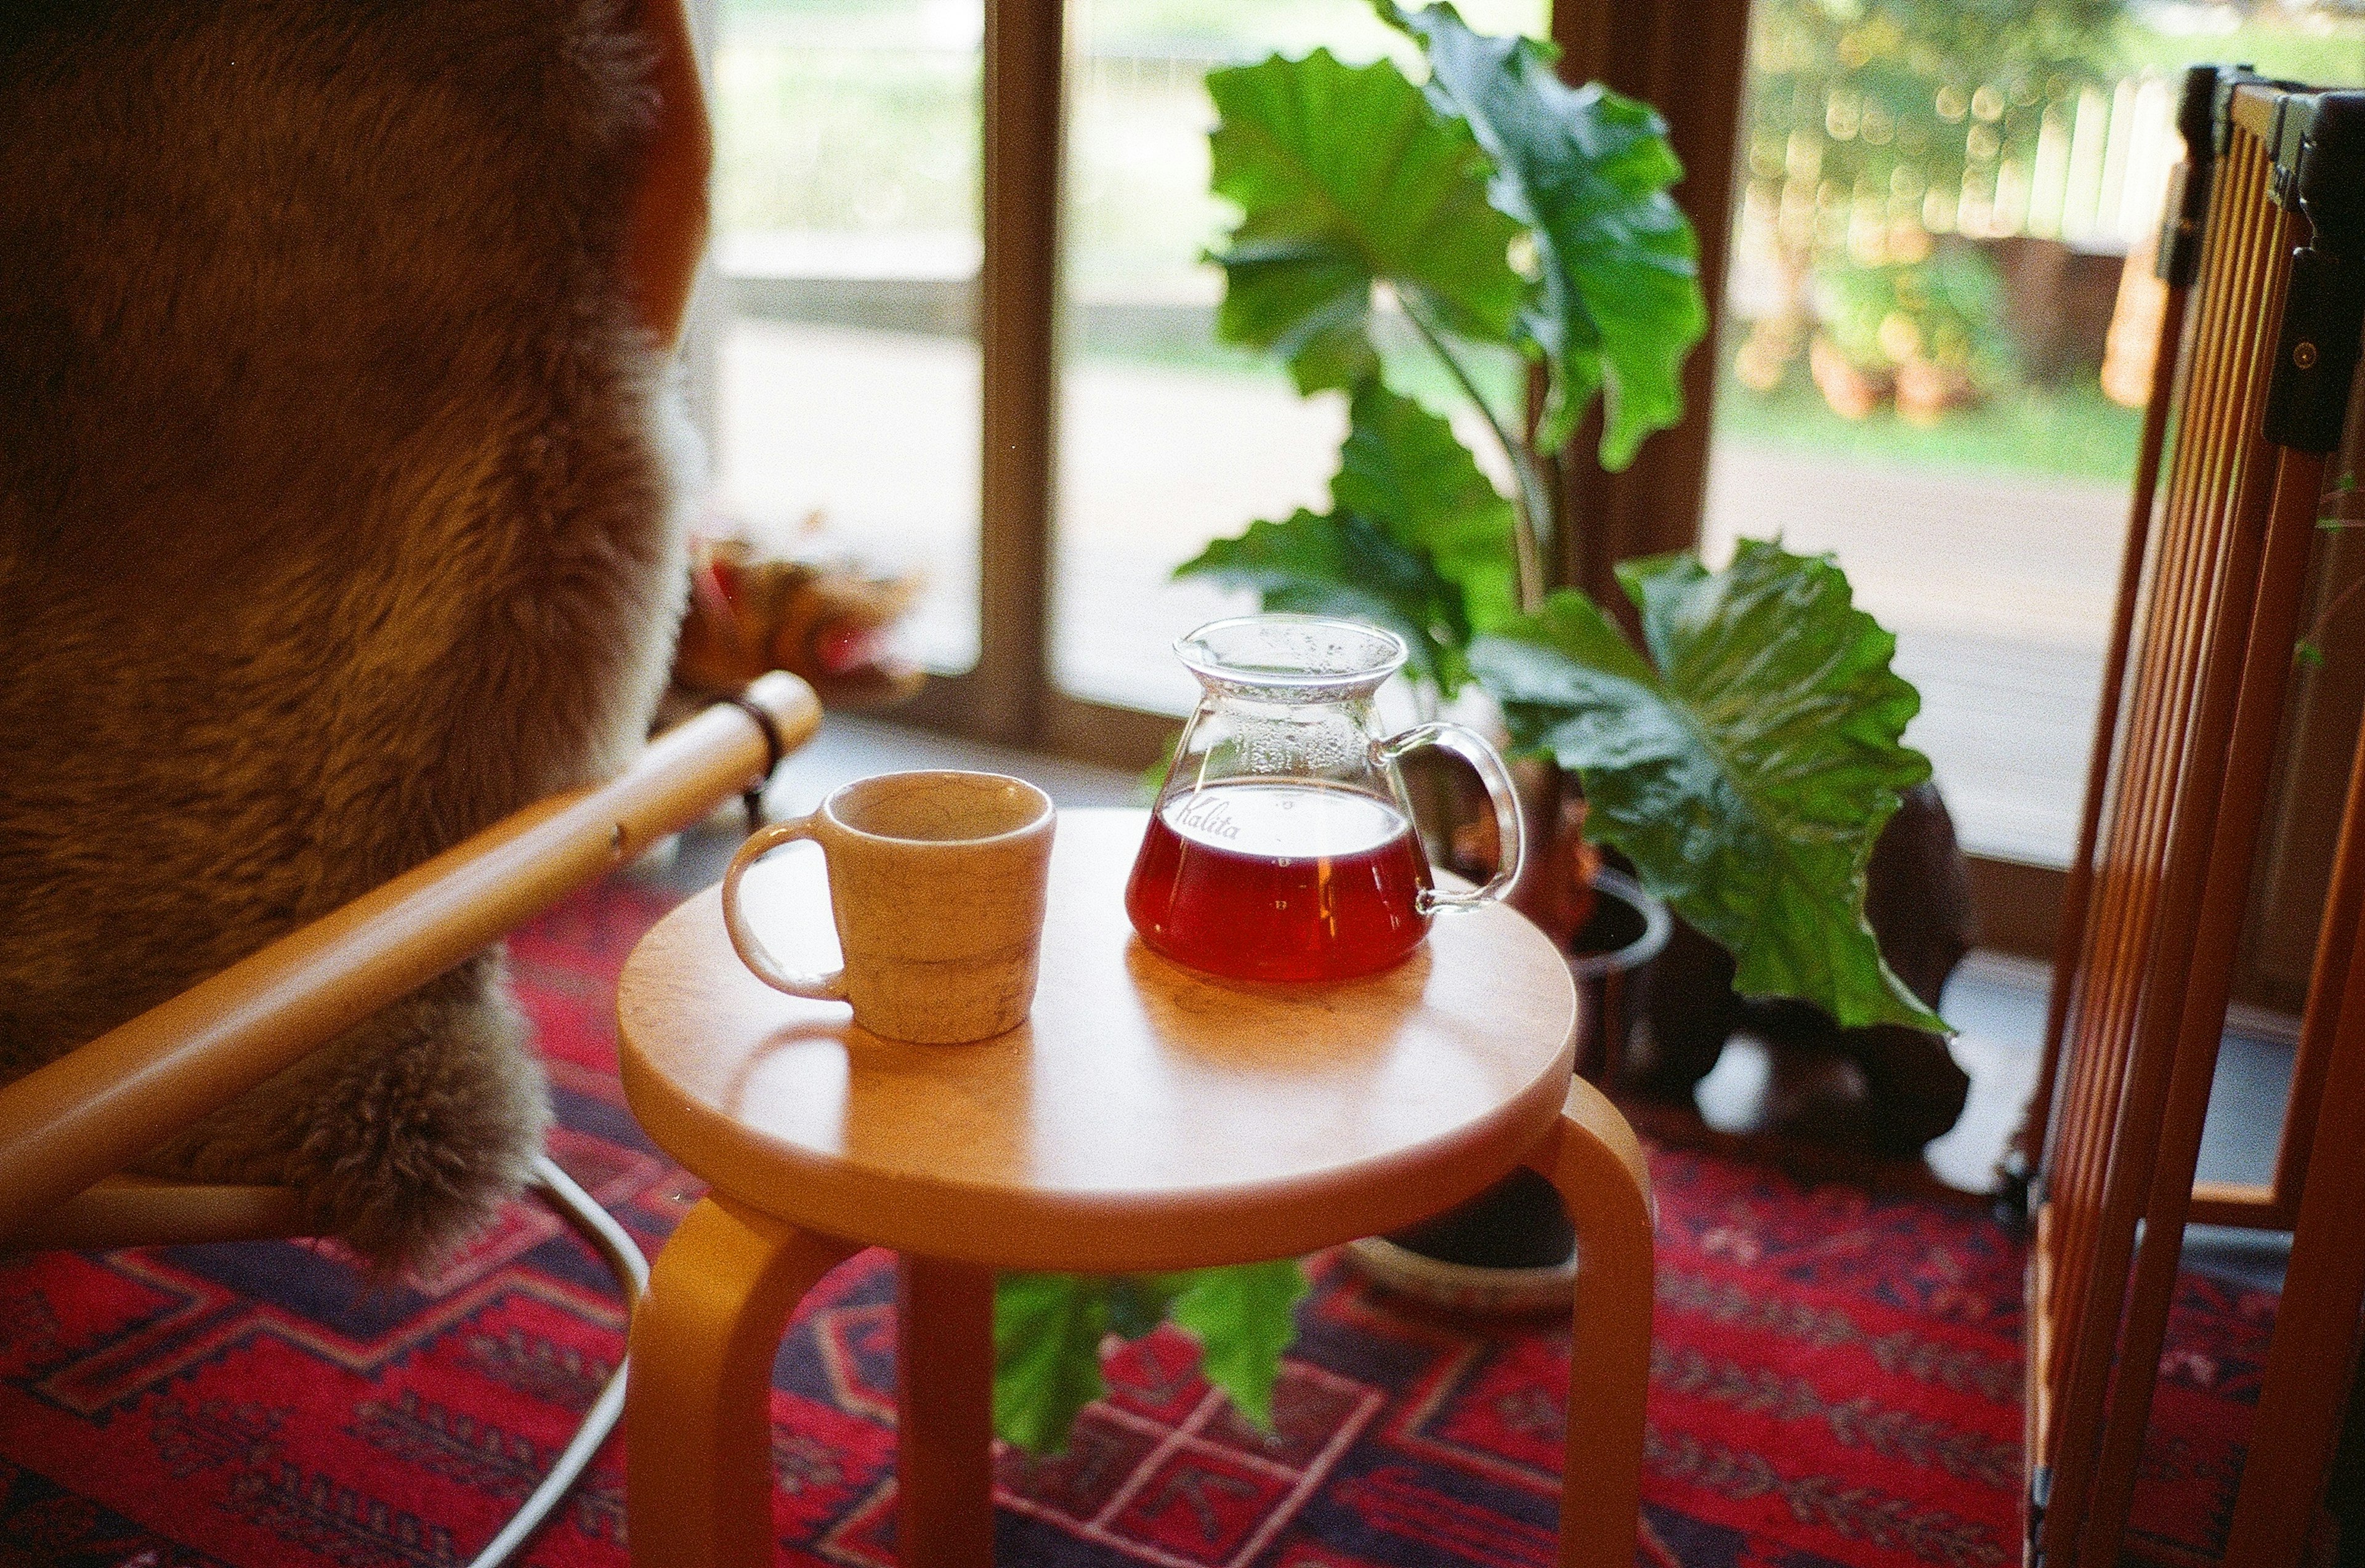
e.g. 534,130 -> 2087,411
1206,49 -> 1526,394
1176,385 -> 1518,692
1174,507 -> 1473,691
1470,541 -> 1943,1032
993,1274 -> 1109,1455
1334,383 -> 1518,636
1166,1261 -> 1310,1432
1384,1 -> 1706,466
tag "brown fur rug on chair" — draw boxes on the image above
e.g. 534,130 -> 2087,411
0,0 -> 694,1269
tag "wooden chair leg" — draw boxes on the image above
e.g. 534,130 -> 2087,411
627,1195 -> 855,1568
1525,1076 -> 1656,1568
897,1256 -> 998,1568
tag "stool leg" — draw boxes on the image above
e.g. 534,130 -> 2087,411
1523,1076 -> 1655,1568
627,1195 -> 855,1568
896,1256 -> 998,1568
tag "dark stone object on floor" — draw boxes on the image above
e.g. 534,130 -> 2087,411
1627,781 -> 1978,1157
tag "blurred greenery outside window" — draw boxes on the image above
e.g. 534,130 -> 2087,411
1722,0 -> 2364,462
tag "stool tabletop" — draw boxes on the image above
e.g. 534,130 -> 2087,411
618,808 -> 1577,1272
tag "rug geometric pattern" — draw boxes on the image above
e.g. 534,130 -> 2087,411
0,875 -> 2274,1567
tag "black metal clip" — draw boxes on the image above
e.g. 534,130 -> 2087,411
724,690 -> 791,830
2156,67 -> 2220,288
2265,91 -> 2364,455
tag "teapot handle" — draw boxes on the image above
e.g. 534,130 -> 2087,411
1377,722 -> 1526,915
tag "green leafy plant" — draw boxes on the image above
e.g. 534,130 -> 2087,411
1736,0 -> 2124,403
1182,0 -> 1940,1035
995,0 -> 1944,1458
1474,544 -> 1931,1022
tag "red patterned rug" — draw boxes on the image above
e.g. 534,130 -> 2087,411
0,873 -> 2274,1568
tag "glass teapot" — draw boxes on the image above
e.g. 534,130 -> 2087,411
1125,614 -> 1526,982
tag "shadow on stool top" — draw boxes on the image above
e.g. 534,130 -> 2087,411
618,809 -> 1578,1272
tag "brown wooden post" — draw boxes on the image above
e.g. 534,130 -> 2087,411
1547,0 -> 1750,620
974,0 -> 1063,746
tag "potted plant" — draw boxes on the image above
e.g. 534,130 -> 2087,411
993,0 -> 1944,1457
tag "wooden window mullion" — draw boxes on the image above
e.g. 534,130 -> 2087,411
973,0 -> 1064,747
1546,0 -> 1750,626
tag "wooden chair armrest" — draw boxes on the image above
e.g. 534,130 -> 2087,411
0,673 -> 819,1246
0,1176 -> 307,1255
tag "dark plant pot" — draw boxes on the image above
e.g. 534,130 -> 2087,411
1566,866 -> 1675,1060
1349,869 -> 1670,1314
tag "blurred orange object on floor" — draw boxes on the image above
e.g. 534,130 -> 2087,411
671,528 -> 927,711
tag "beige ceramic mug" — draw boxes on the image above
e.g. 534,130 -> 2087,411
720,770 -> 1057,1044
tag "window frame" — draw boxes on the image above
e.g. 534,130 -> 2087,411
690,0 -> 2069,956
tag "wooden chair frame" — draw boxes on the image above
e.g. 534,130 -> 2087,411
0,674 -> 821,1564
2026,68 -> 2365,1567
0,9 -> 741,1557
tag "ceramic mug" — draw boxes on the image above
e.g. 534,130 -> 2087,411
720,770 -> 1057,1044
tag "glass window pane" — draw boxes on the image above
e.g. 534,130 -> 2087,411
710,0 -> 984,674
1049,0 -> 1550,715
1702,6 -> 2365,865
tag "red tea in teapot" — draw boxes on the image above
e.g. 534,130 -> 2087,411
1125,781 -> 1433,982
1130,613 -> 1526,982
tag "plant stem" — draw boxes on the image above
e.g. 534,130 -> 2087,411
1399,294 -> 1551,615
2302,570 -> 2365,659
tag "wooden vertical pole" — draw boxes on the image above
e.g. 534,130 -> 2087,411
897,1256 -> 1000,1568
1546,0 -> 1748,619
2033,113 -> 2297,1565
627,1200 -> 855,1568
976,0 -> 1063,746
2022,281 -> 2188,1179
1526,1077 -> 1654,1568
2221,755 -> 2365,1566
2082,447 -> 2327,1561
2031,76 -> 2365,1564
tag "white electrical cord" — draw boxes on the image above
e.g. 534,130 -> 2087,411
464,1155 -> 652,1568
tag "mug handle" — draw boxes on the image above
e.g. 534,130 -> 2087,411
720,815 -> 850,1000
1378,722 -> 1527,915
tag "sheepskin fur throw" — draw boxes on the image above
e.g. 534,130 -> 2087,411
0,0 -> 694,1269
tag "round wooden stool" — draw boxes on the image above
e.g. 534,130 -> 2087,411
617,809 -> 1653,1567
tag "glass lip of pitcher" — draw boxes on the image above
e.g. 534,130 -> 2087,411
1173,613 -> 1407,703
